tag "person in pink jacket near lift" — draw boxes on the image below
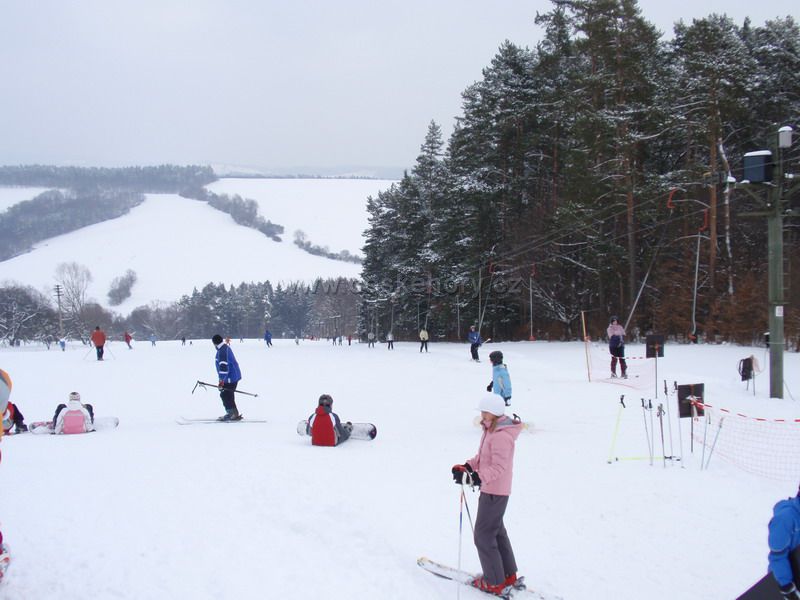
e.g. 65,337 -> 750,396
452,394 -> 524,596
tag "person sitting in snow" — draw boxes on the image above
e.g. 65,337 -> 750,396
486,351 -> 512,407
768,484 -> 800,598
307,394 -> 352,447
0,369 -> 27,434
52,392 -> 95,434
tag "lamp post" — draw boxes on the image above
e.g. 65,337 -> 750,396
741,125 -> 798,398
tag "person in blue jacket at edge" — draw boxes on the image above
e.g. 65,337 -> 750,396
769,484 -> 800,598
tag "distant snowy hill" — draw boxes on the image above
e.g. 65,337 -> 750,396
0,179 -> 395,313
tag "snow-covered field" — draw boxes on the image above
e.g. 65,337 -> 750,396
205,178 -> 395,256
0,187 -> 53,213
0,178 -> 394,312
1,338 -> 798,599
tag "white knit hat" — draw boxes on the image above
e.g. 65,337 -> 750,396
478,394 -> 505,417
68,391 -> 81,402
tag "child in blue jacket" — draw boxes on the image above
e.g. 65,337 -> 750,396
487,351 -> 512,406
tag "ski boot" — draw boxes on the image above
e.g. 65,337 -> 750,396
219,411 -> 243,422
470,576 -> 508,597
610,372 -> 618,378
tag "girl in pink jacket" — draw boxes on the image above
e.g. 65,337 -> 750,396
452,394 -> 523,596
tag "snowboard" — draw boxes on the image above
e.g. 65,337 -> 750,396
296,419 -> 377,440
176,416 -> 266,425
29,416 -> 119,435
417,557 -> 559,599
737,548 -> 800,599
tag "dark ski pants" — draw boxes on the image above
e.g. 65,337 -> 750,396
474,492 -> 517,585
420,340 -> 428,352
610,346 -> 627,375
470,343 -> 480,361
95,345 -> 104,360
219,382 -> 239,415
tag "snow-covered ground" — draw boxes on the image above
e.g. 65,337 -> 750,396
205,178 -> 395,256
0,178 -> 394,312
1,338 -> 798,599
0,187 -> 53,213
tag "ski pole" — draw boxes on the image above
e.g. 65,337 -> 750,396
704,416 -> 724,470
457,488 -> 465,600
657,403 -> 666,468
641,399 -> 653,466
607,395 -> 625,464
461,484 -> 475,534
193,380 -> 259,397
648,399 -> 655,466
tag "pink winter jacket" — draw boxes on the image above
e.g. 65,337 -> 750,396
466,416 -> 523,496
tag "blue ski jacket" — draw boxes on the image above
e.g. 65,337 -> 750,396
768,495 -> 800,586
492,363 -> 512,400
467,330 -> 482,345
215,343 -> 242,384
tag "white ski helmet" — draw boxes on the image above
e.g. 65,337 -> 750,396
478,393 -> 505,417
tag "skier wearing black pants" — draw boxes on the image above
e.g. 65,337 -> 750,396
212,334 -> 242,421
452,394 -> 523,596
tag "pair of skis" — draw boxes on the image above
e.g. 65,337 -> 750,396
417,557 -> 560,599
176,416 -> 266,425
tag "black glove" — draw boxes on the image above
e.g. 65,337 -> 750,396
452,464 -> 468,484
781,583 -> 800,599
486,381 -> 493,392
451,463 -> 480,487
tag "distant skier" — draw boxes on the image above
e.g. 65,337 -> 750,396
212,333 -> 242,421
90,326 -> 106,361
467,325 -> 483,362
386,331 -> 394,350
419,328 -> 429,353
150,333 -> 157,347
124,331 -> 133,349
264,328 -> 273,347
607,316 -> 627,378
52,392 -> 95,434
487,351 -> 512,407
768,484 -> 800,598
0,369 -> 27,434
307,394 -> 352,447
367,331 -> 376,348
451,394 -> 523,596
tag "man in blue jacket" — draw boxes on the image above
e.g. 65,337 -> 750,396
212,334 -> 242,421
467,325 -> 483,362
769,486 -> 800,598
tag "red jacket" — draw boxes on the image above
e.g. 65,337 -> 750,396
91,330 -> 106,347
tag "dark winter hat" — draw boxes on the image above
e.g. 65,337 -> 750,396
318,394 -> 333,407
68,391 -> 81,402
610,316 -> 619,324
489,350 -> 504,365
211,334 -> 223,345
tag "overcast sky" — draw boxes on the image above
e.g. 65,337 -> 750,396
0,0 -> 795,174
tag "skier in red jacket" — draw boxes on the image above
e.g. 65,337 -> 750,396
307,394 -> 352,446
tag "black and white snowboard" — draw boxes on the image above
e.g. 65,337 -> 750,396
176,416 -> 266,425
736,548 -> 800,599
296,419 -> 377,440
417,557 -> 559,599
29,416 -> 120,435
